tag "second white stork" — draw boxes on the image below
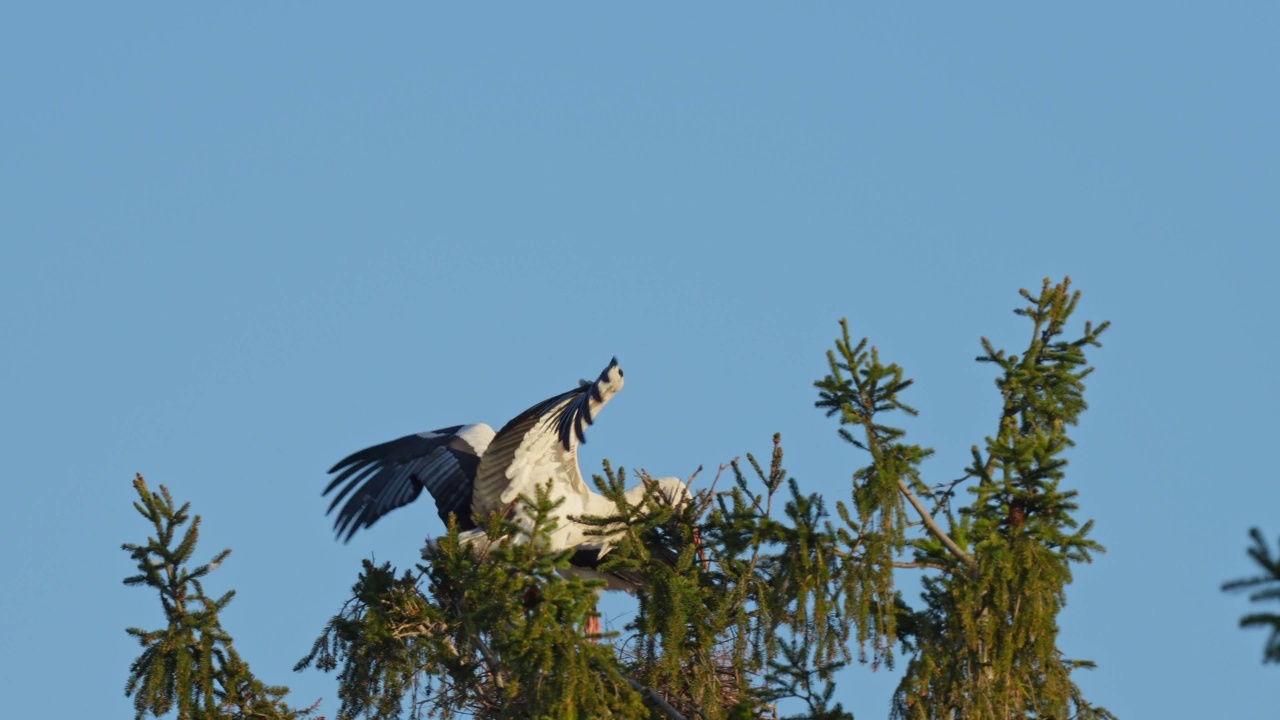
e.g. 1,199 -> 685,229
323,358 -> 694,629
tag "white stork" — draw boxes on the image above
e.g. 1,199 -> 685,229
323,358 -> 694,632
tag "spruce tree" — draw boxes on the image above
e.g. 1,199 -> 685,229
812,278 -> 1114,719
124,277 -> 1115,719
122,475 -> 314,719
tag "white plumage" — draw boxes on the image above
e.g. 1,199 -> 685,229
324,358 -> 692,588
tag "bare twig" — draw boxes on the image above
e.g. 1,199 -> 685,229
471,633 -> 506,690
893,561 -> 945,570
898,479 -> 975,568
625,675 -> 687,720
707,459 -> 738,498
685,464 -> 705,489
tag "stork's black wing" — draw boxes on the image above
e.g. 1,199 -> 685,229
324,423 -> 495,542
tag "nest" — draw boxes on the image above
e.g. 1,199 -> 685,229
612,633 -> 777,720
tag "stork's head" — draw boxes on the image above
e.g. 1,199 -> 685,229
589,357 -> 625,405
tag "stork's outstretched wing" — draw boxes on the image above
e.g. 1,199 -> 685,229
472,358 -> 624,523
324,424 -> 495,541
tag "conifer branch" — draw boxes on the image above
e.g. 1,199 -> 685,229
1223,527 -> 1280,664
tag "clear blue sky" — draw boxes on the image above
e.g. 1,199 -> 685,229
2,4 -> 1276,718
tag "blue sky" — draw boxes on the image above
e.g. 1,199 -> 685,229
2,4 -> 1276,718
